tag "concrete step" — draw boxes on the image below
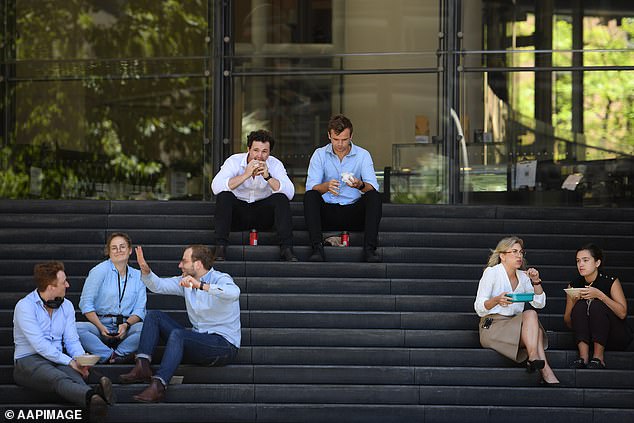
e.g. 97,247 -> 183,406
3,383 -> 634,409
3,365 -> 634,388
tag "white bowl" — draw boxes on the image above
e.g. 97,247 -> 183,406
564,287 -> 583,299
74,354 -> 100,367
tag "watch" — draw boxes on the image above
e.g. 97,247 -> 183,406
263,174 -> 272,181
199,281 -> 207,291
124,321 -> 131,329
358,182 -> 366,191
531,279 -> 542,286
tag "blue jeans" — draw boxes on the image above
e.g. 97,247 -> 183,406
77,317 -> 143,363
136,310 -> 238,385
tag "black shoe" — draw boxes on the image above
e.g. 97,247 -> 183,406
570,358 -> 586,369
587,358 -> 606,369
525,359 -> 545,373
95,376 -> 116,405
364,247 -> 381,263
280,247 -> 298,262
214,245 -> 226,261
308,244 -> 325,262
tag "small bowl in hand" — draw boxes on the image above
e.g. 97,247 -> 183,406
74,354 -> 100,367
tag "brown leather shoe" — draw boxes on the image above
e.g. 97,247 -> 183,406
95,376 -> 116,405
133,378 -> 166,403
89,394 -> 108,423
118,357 -> 152,384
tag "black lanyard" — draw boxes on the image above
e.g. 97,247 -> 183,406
117,266 -> 128,307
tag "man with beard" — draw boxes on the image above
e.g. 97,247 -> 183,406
119,245 -> 241,403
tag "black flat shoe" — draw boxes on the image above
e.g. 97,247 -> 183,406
526,359 -> 545,373
280,247 -> 298,262
587,358 -> 606,369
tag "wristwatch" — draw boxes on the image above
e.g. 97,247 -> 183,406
358,182 -> 366,191
531,279 -> 542,286
263,174 -> 272,181
199,281 -> 207,291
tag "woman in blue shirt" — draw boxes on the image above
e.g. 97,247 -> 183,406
77,232 -> 147,364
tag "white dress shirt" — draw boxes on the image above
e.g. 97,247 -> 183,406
211,152 -> 294,203
474,263 -> 546,317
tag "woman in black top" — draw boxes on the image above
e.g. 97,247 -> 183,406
563,244 -> 630,369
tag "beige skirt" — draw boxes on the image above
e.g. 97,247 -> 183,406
479,313 -> 549,363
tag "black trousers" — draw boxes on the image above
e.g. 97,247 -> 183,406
214,191 -> 293,248
571,298 -> 632,350
303,189 -> 382,249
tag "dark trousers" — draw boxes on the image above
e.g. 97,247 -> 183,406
14,354 -> 91,407
303,189 -> 382,249
571,299 -> 631,350
214,191 -> 294,248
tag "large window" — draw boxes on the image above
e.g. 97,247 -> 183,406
1,1 -> 633,206
1,0 -> 212,200
457,0 -> 634,206
231,0 -> 441,196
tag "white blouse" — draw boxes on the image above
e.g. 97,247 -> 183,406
474,263 -> 546,317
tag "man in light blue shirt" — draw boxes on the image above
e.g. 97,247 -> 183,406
13,261 -> 114,422
119,245 -> 240,403
304,114 -> 382,262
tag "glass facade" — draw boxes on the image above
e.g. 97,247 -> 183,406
1,0 -> 633,206
1,0 -> 212,200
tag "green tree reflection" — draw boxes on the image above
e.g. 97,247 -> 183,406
1,0 -> 209,199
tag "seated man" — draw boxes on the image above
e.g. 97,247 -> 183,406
13,261 -> 114,423
119,245 -> 241,403
304,114 -> 382,262
211,129 -> 297,261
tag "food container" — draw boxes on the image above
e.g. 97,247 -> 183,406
74,354 -> 100,367
505,293 -> 534,303
564,287 -> 583,299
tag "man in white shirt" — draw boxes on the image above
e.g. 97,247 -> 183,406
211,130 -> 297,261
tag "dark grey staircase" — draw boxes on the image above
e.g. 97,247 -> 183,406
0,200 -> 633,422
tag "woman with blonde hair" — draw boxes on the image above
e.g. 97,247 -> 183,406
474,236 -> 559,384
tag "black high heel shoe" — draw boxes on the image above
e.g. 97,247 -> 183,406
526,359 -> 545,373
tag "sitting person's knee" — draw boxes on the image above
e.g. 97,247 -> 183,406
216,191 -> 237,202
303,189 -> 321,203
523,309 -> 538,319
270,192 -> 288,203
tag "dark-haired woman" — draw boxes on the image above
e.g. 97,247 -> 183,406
564,244 -> 631,369
475,236 -> 559,384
